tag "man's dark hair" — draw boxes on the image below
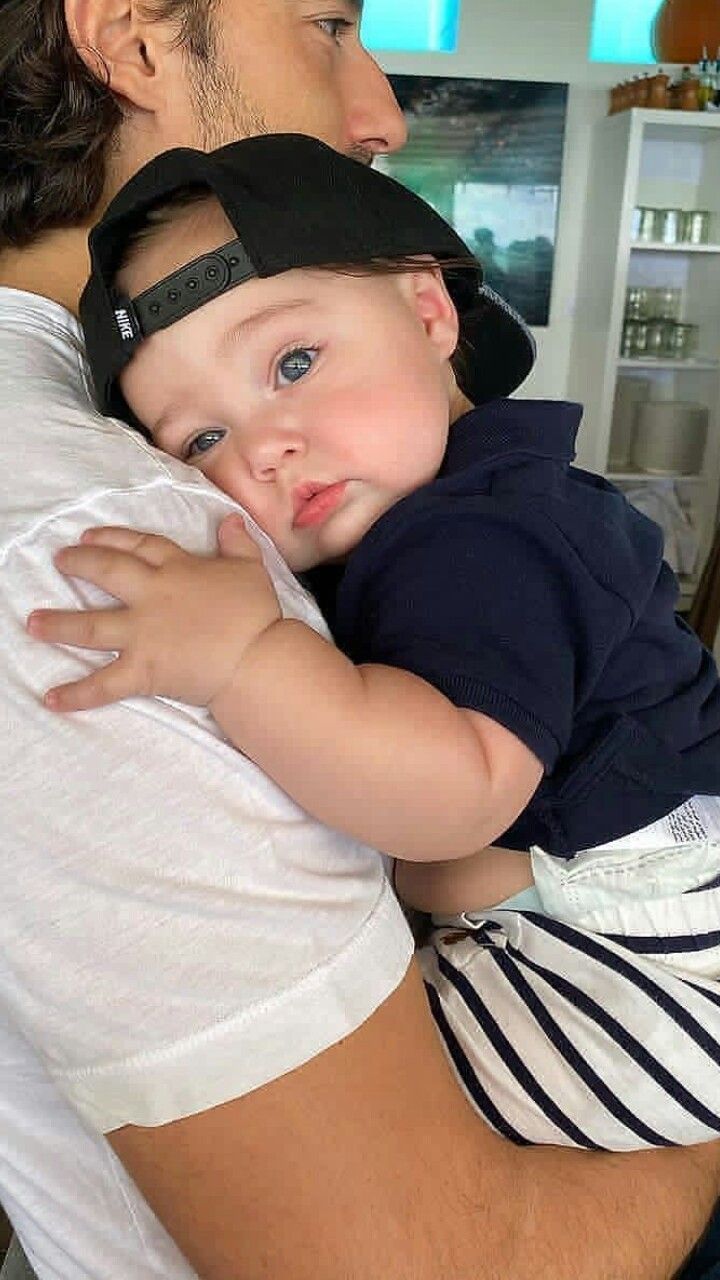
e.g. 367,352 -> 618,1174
0,0 -> 216,249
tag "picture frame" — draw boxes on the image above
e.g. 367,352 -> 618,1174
377,76 -> 569,327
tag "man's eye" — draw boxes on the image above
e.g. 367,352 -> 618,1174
316,17 -> 353,43
185,429 -> 226,460
276,348 -> 318,387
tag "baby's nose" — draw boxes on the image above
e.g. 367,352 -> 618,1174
245,425 -> 306,479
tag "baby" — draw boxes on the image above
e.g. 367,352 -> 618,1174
30,134 -> 720,1151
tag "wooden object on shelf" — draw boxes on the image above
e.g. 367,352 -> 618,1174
652,0 -> 720,64
676,77 -> 702,110
688,522 -> 720,646
648,74 -> 672,109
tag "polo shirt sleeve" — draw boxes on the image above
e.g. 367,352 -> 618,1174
342,500 -> 635,771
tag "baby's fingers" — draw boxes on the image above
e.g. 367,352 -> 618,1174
42,657 -> 137,713
53,543 -> 152,600
27,606 -> 127,654
80,527 -> 184,566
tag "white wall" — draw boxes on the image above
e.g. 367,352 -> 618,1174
376,0 -> 661,400
377,0 -> 647,86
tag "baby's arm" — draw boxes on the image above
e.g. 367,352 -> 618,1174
213,618 -> 542,862
28,520 -> 541,863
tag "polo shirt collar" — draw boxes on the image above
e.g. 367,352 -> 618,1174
440,398 -> 584,478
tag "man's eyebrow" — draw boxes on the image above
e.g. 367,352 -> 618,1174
293,0 -> 363,15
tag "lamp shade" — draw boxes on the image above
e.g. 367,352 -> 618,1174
652,0 -> 720,62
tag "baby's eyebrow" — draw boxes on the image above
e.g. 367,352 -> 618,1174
218,299 -> 311,353
151,407 -> 187,443
150,298 -> 315,441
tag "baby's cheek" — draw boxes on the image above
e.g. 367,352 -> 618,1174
209,458 -> 253,509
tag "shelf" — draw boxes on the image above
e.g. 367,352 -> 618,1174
618,109 -> 720,143
570,109 -> 720,595
617,357 -> 720,371
631,242 -> 720,254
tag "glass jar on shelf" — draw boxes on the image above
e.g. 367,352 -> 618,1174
621,320 -> 649,359
632,207 -> 659,243
653,287 -> 682,322
681,211 -> 711,245
625,286 -> 651,320
656,208 -> 684,245
665,323 -> 699,360
646,319 -> 671,358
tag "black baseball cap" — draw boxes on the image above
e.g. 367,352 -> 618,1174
80,133 -> 536,426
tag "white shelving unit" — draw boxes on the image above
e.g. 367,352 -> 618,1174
568,109 -> 720,609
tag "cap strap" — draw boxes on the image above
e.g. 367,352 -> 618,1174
128,237 -> 258,339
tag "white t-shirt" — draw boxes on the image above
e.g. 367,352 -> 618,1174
0,287 -> 413,1278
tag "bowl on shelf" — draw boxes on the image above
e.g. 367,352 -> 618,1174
630,401 -> 709,475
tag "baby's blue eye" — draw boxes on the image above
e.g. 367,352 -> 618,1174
277,348 -> 317,386
186,429 -> 225,460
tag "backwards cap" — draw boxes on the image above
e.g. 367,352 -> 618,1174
80,133 -> 536,421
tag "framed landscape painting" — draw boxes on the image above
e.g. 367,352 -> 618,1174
377,77 -> 569,327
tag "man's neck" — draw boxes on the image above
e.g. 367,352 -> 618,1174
0,224 -> 93,318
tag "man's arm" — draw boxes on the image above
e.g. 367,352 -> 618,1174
110,961 -> 720,1280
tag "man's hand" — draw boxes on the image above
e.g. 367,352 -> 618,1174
27,515 -> 281,711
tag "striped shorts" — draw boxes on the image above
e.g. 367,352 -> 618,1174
421,797 -> 720,1151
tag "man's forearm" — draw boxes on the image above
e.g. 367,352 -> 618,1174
505,1139 -> 720,1280
108,962 -> 720,1280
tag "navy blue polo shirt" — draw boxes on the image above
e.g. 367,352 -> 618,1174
324,399 -> 720,857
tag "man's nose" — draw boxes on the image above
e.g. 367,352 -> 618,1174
344,46 -> 407,160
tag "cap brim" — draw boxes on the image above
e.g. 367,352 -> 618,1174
458,286 -> 536,404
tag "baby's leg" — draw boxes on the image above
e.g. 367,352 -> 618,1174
421,798 -> 720,1151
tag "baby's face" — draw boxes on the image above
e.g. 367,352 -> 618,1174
119,208 -> 458,571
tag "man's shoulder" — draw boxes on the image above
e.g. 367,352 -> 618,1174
0,404 -> 233,580
0,288 -> 225,540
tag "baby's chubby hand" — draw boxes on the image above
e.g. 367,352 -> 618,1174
27,515 -> 282,712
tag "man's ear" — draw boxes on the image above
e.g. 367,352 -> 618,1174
65,0 -> 165,112
398,265 -> 460,363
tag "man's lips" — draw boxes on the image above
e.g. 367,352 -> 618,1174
292,481 -> 348,529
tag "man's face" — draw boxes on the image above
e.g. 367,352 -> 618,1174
160,0 -> 407,164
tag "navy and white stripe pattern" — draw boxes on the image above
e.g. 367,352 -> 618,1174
421,909 -> 720,1151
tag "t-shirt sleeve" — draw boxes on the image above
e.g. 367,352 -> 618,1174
342,501 -> 635,771
1,477 -> 412,1135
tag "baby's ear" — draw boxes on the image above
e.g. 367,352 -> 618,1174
400,266 -> 460,362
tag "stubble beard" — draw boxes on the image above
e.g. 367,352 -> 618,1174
185,14 -> 271,149
183,17 -> 374,163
